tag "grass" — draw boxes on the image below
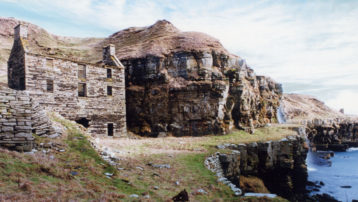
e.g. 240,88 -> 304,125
0,114 -> 297,201
239,176 -> 270,193
0,116 -> 145,201
92,124 -> 298,201
97,124 -> 298,157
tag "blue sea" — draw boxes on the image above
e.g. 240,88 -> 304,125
307,148 -> 358,202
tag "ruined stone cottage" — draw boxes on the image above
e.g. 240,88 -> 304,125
7,24 -> 127,138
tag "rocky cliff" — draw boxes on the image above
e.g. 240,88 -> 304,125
306,119 -> 358,151
282,94 -> 358,151
117,20 -> 282,136
206,132 -> 308,200
0,18 -> 282,136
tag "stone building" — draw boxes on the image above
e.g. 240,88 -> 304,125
7,24 -> 127,138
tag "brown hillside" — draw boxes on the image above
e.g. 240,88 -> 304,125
103,20 -> 231,59
281,93 -> 348,122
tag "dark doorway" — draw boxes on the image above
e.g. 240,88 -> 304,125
108,123 -> 114,136
76,118 -> 90,128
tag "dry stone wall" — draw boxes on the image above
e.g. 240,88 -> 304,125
0,87 -> 58,151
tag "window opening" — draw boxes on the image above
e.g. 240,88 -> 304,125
78,83 -> 86,97
107,86 -> 112,96
108,123 -> 114,136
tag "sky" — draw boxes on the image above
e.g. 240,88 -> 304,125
1,0 -> 357,115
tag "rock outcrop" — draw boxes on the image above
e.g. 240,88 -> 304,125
282,94 -> 358,151
119,21 -> 282,136
207,133 -> 308,200
306,119 -> 358,151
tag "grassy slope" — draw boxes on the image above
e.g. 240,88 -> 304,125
0,118 -> 143,201
0,117 -> 294,201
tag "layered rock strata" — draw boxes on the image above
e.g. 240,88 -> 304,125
206,133 -> 308,200
306,119 -> 358,151
119,21 -> 282,136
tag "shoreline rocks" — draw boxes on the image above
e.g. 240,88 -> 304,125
306,119 -> 358,151
206,134 -> 309,200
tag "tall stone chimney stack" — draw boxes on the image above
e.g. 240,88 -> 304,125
103,44 -> 116,65
14,24 -> 28,40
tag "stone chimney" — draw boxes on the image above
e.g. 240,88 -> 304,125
14,23 -> 28,40
103,44 -> 116,65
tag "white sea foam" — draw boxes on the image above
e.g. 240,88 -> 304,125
347,147 -> 358,152
307,167 -> 317,172
244,193 -> 277,198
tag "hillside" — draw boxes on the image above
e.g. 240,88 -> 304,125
281,93 -> 348,122
102,19 -> 231,59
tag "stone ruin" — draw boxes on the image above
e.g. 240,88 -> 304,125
1,24 -> 128,151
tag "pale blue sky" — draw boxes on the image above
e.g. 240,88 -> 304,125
1,0 -> 358,114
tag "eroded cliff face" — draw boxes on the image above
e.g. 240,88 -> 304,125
208,133 -> 308,200
306,119 -> 358,151
120,21 -> 282,136
282,94 -> 358,151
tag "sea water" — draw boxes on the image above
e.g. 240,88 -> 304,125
307,148 -> 358,201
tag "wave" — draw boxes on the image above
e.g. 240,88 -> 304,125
347,147 -> 358,152
307,166 -> 317,172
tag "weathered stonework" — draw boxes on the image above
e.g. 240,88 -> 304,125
0,89 -> 33,151
7,24 -> 127,138
0,87 -> 59,151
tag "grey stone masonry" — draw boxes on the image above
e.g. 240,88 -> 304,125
7,24 -> 127,138
0,88 -> 33,151
0,86 -> 60,151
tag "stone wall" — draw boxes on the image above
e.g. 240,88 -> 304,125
123,51 -> 282,136
23,53 -> 127,137
0,89 -> 33,151
206,133 -> 308,200
0,87 -> 58,151
7,35 -> 25,90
